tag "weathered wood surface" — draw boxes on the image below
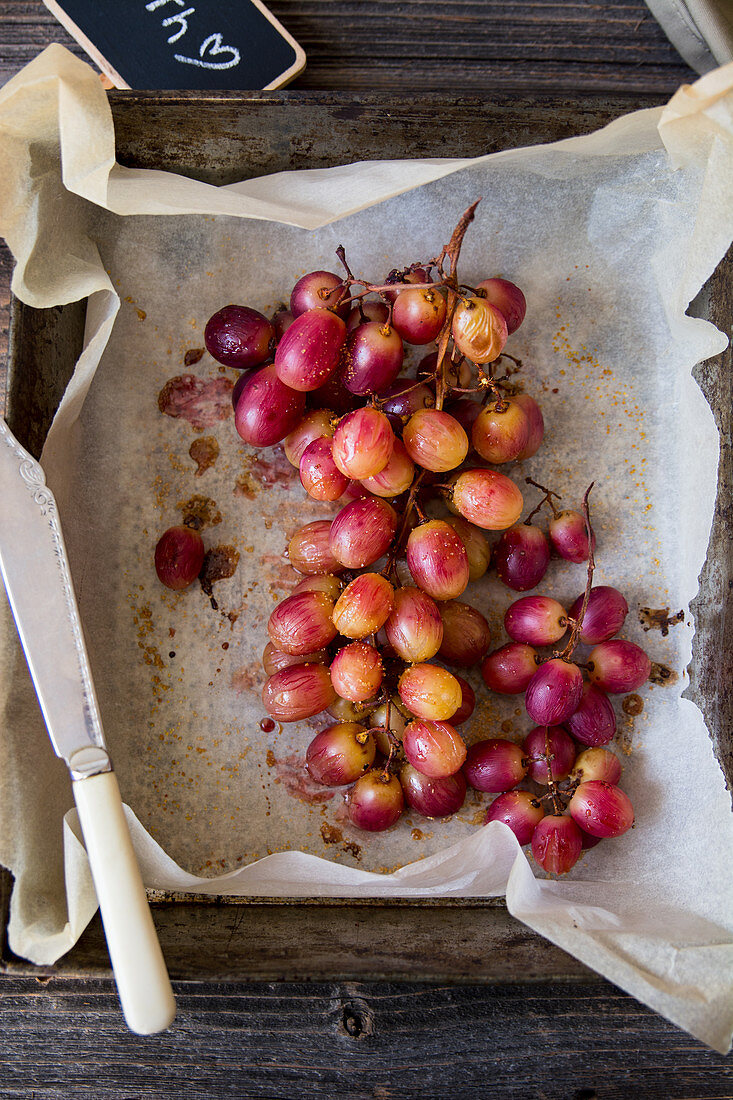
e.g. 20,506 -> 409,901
0,0 -> 695,95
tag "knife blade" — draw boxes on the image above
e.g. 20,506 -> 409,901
0,416 -> 175,1034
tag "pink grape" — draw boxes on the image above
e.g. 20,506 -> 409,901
330,642 -> 383,702
568,586 -> 629,645
402,719 -> 467,778
306,723 -> 376,785
347,771 -> 404,831
451,675 -> 476,725
392,287 -> 447,344
486,790 -> 544,845
290,270 -> 348,318
299,437 -> 350,501
360,439 -> 415,498
464,738 -> 527,793
587,640 -> 651,693
472,400 -> 530,464
291,573 -> 343,601
570,748 -> 622,786
504,595 -> 568,646
403,409 -> 468,473
154,526 -> 205,591
398,663 -> 463,721
522,726 -> 576,784
274,308 -> 347,392
267,591 -> 337,655
283,409 -> 334,467
400,764 -> 467,818
481,643 -> 539,694
329,497 -> 397,568
288,520 -> 343,575
564,682 -> 616,747
475,278 -> 526,334
531,815 -> 583,874
385,586 -> 444,664
568,780 -> 634,838
204,304 -> 274,369
452,296 -> 507,362
548,510 -> 593,563
451,468 -> 523,530
234,364 -> 306,446
444,517 -> 491,581
346,300 -> 390,331
438,601 -> 491,666
406,520 -> 470,601
332,573 -> 394,639
494,524 -> 550,592
262,663 -> 336,722
514,394 -> 545,460
342,321 -> 404,395
262,641 -> 328,676
332,407 -> 394,479
525,659 -> 583,725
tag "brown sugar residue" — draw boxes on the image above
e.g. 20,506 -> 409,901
178,494 -> 222,530
622,694 -> 644,717
234,472 -> 258,499
650,662 -> 678,686
342,840 -> 361,859
184,347 -> 205,366
271,752 -> 334,804
230,666 -> 259,694
266,749 -> 277,767
199,545 -> 240,610
639,607 -> 684,637
136,308 -> 147,321
189,436 -> 219,477
158,374 -> 233,431
411,828 -> 424,841
321,823 -> 343,845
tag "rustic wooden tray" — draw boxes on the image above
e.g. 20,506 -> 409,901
2,92 -> 730,983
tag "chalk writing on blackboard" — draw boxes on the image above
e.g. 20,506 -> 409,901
145,0 -> 241,70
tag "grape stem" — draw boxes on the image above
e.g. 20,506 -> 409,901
525,477 -> 562,523
433,200 -> 481,411
544,726 -> 563,815
558,482 -> 596,661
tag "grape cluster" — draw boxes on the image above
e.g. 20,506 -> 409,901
157,203 -> 649,873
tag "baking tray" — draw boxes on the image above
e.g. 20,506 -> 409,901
1,92 -> 731,983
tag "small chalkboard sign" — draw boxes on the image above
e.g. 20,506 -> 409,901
42,0 -> 305,90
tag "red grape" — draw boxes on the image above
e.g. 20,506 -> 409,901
262,641 -> 328,676
342,321 -> 404,395
513,394 -> 545,460
472,400 -> 530,464
444,517 -> 490,581
587,640 -> 651,693
464,738 -> 527,793
522,725 -> 576,784
564,681 -> 616,746
438,601 -> 491,666
525,659 -> 583,725
475,278 -> 526,334
406,520 -> 470,601
403,409 -> 469,473
570,747 -> 622,786
347,770 -> 404,831
288,520 -> 343,575
283,409 -> 334,467
448,398 -> 483,438
299,437 -> 350,501
398,663 -> 463,721
381,379 -> 435,424
548,510 -> 593,563
400,764 -> 467,817
568,780 -> 634,838
274,308 -> 347,392
330,642 -> 383,702
332,572 -> 395,638
504,595 -> 568,646
452,296 -> 507,362
267,591 -> 337,655
204,304 -> 274,369
346,301 -> 390,331
234,364 -> 306,446
481,643 -> 539,694
531,815 -> 583,873
360,439 -> 415,498
231,371 -> 250,410
402,719 -> 466,778
306,723 -> 376,785
392,287 -> 447,344
385,586 -> 443,664
154,526 -> 205,590
290,270 -> 348,318
329,497 -> 397,568
271,307 -> 295,341
494,524 -> 550,591
451,675 -> 476,725
332,407 -> 394,479
568,586 -> 628,645
486,790 -> 544,845
262,663 -> 336,722
451,468 -> 523,530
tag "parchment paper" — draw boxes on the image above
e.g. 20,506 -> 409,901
1,45 -> 732,1052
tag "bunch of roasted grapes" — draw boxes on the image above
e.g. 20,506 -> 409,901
158,202 -> 649,874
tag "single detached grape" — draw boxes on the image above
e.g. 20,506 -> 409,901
204,304 -> 274,369
402,719 -> 467,778
283,409 -> 334,468
481,643 -> 539,694
504,595 -> 568,646
342,321 -> 404,395
475,278 -> 526,334
564,682 -> 616,747
262,641 -> 328,676
332,572 -> 395,639
568,780 -> 634,838
587,640 -> 651,693
522,726 -> 576,784
347,771 -> 404,831
385,586 -> 444,664
525,658 -> 583,726
406,520 -> 470,601
306,723 -> 376,785
403,409 -> 469,473
548,510 -> 593,563
290,270 -> 348,318
400,764 -> 467,818
464,738 -> 527,793
262,663 -> 336,722
234,364 -> 306,447
531,815 -> 583,874
267,591 -> 337,656
154,525 -> 205,590
486,790 -> 544,845
288,520 -> 343,575
330,642 -> 384,702
570,747 -> 622,786
332,407 -> 394,479
472,400 -> 530,464
451,468 -> 523,530
444,517 -> 491,581
329,497 -> 397,568
494,524 -> 550,592
452,296 -> 508,363
438,601 -> 491,666
398,663 -> 463,721
568,586 -> 628,645
392,287 -> 447,345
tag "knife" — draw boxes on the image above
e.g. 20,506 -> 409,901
0,416 -> 176,1035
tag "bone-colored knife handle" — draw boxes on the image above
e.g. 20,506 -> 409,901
73,771 -> 176,1034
